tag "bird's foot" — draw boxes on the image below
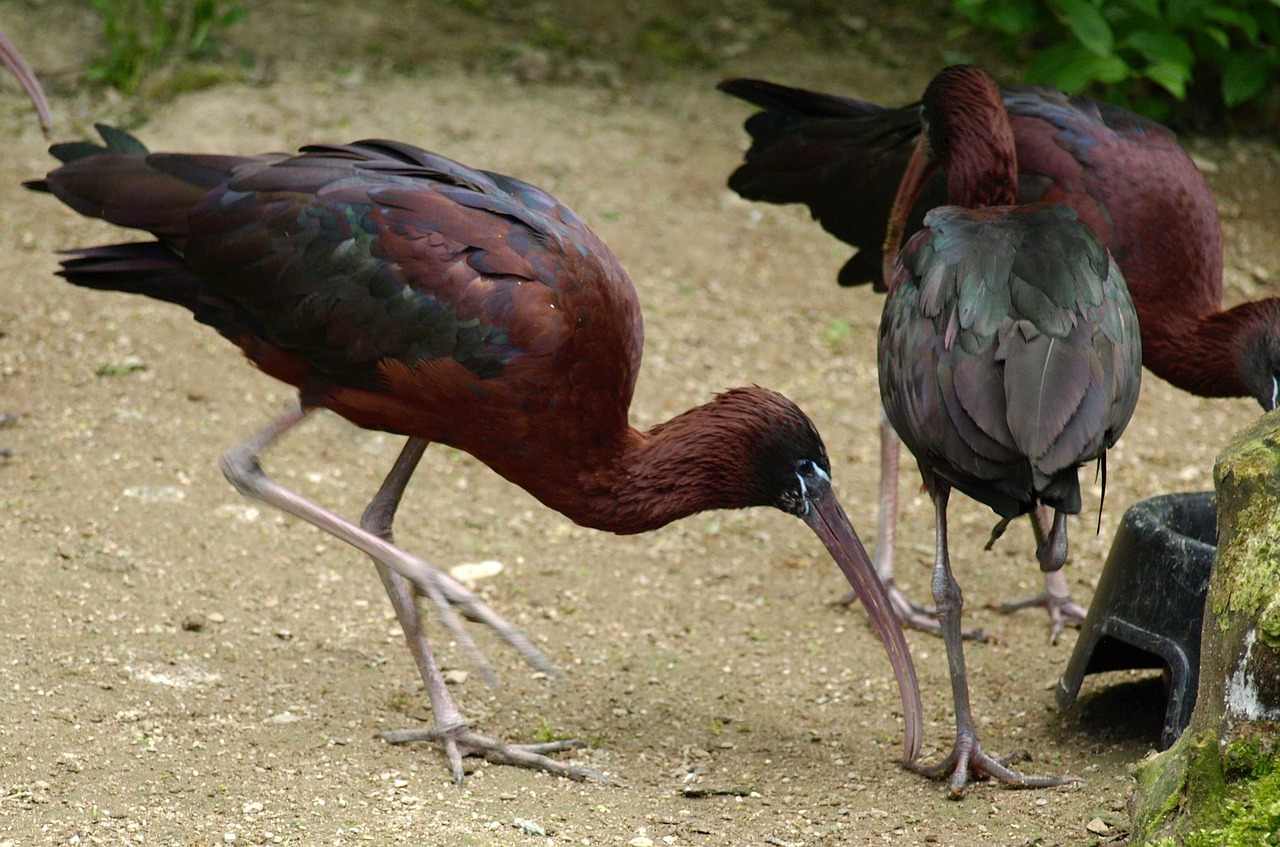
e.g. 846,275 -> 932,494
834,580 -> 994,642
907,736 -> 1080,799
383,723 -> 606,784
990,589 -> 1087,644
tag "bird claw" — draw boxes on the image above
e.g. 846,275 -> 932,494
991,589 -> 1087,644
835,581 -> 995,642
382,725 -> 606,783
907,735 -> 1080,799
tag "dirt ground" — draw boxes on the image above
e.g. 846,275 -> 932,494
2,3 -> 1277,845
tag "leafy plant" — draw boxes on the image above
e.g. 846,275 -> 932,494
88,0 -> 247,95
954,0 -> 1280,120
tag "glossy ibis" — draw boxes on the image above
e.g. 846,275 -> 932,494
720,72 -> 1278,638
28,126 -> 923,781
876,65 -> 1141,795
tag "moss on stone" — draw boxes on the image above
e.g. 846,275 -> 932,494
1261,595 -> 1280,649
1211,496 -> 1280,627
1182,764 -> 1280,847
1223,730 -> 1279,780
1129,413 -> 1280,845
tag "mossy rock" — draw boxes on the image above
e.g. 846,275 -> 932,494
1129,411 -> 1280,845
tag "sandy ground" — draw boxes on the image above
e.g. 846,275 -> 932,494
2,3 -> 1278,845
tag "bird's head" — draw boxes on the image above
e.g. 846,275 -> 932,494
1238,300 -> 1280,412
715,388 -> 922,762
734,389 -> 833,516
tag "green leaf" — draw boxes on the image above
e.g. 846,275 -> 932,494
1219,51 -> 1272,106
1164,0 -> 1201,28
1201,25 -> 1231,51
1027,41 -> 1130,92
1142,60 -> 1191,99
1054,0 -> 1114,56
1203,6 -> 1260,41
1259,7 -> 1280,42
957,0 -> 1047,36
1124,0 -> 1162,19
1120,30 -> 1194,69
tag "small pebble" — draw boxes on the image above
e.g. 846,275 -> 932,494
449,560 -> 504,585
514,818 -> 547,836
1086,817 -> 1110,835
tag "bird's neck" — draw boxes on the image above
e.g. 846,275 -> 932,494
529,391 -> 779,536
1138,299 -> 1278,398
947,139 -> 1019,209
941,87 -> 1020,209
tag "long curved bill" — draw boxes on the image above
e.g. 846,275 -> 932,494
803,477 -> 922,764
880,133 -> 935,289
0,32 -> 52,138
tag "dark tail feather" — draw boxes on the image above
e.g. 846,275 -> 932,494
25,124 -> 150,194
717,78 -> 886,122
52,123 -> 149,163
717,79 -> 938,290
25,124 -> 235,238
57,242 -> 200,310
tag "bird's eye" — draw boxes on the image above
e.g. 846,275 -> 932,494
795,458 -> 830,483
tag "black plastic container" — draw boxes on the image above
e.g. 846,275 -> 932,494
1056,491 -> 1217,749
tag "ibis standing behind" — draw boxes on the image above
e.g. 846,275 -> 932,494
876,66 -> 1141,795
720,71 -> 1279,638
28,126 -> 922,782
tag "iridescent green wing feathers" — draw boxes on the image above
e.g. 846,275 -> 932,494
31,127 -> 636,400
880,204 -> 1141,517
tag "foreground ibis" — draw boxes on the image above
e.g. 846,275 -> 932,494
28,126 -> 922,781
877,65 -> 1141,795
720,71 -> 1279,639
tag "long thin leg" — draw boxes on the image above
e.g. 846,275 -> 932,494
875,407 -> 900,587
836,409 -> 991,642
0,32 -> 52,137
218,404 -> 558,677
909,484 -> 1079,798
992,506 -> 1087,642
360,439 -> 600,782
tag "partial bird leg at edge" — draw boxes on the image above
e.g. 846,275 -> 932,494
835,409 -> 992,643
218,402 -> 559,680
361,438 -> 601,782
907,482 -> 1080,798
0,412 -> 15,458
990,506 -> 1087,643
